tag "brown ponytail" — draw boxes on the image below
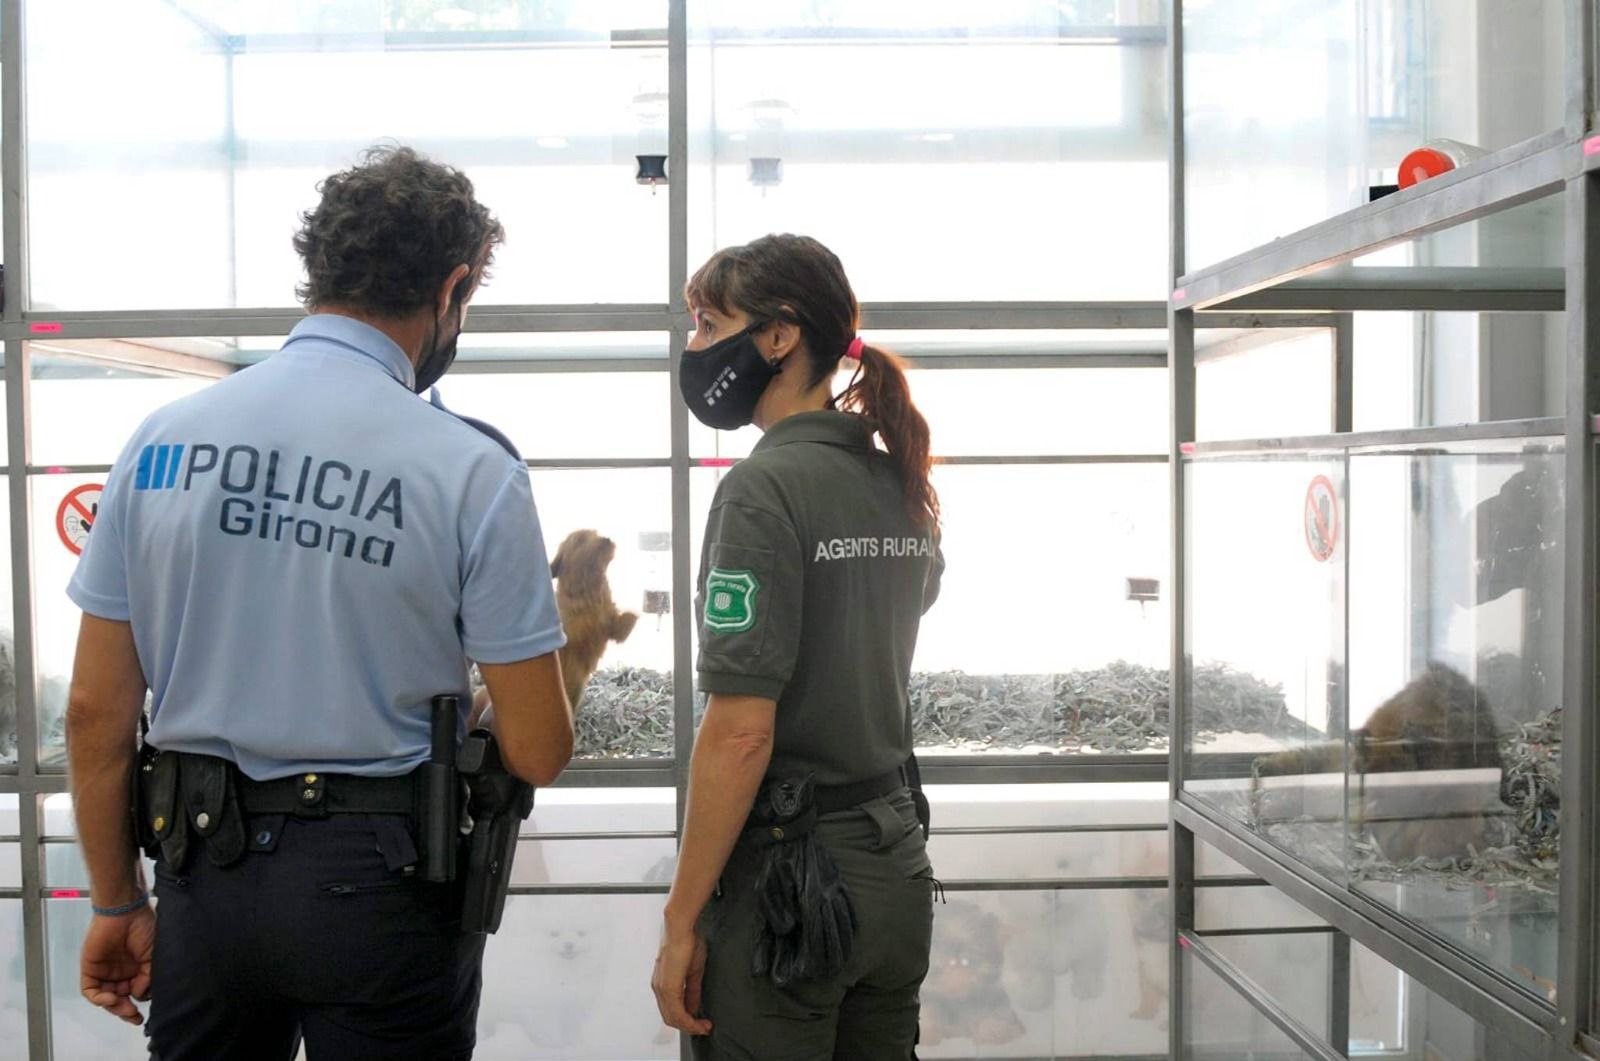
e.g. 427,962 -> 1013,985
835,345 -> 939,527
686,232 -> 939,527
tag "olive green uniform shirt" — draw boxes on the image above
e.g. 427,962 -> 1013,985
694,410 -> 943,786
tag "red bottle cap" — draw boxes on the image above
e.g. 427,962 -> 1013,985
1397,147 -> 1455,189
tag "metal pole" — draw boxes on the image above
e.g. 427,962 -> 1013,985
4,0 -> 29,322
1329,928 -> 1351,1056
666,0 -> 689,826
666,1 -> 692,1055
1566,0 -> 1596,140
1331,313 -> 1354,434
1553,169 -> 1599,1054
1165,1 -> 1192,1057
2,0 -> 49,1053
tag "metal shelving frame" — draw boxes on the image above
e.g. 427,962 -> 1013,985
1166,1 -> 1600,1059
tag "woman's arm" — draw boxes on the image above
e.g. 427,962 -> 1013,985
652,692 -> 775,1033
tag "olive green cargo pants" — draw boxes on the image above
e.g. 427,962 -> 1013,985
691,789 -> 935,1061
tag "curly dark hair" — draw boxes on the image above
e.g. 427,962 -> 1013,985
293,145 -> 504,317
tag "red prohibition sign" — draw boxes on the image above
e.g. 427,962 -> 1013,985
1304,475 -> 1339,563
57,484 -> 103,556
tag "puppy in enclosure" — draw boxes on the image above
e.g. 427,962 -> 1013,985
549,529 -> 639,709
476,529 -> 639,720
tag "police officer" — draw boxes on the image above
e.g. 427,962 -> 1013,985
652,234 -> 944,1059
65,145 -> 573,1060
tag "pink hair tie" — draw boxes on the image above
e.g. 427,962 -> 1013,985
844,337 -> 865,361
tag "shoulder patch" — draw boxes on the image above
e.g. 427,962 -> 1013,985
704,568 -> 760,633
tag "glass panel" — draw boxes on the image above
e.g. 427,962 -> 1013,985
0,497 -> 14,766
525,469 -> 674,759
917,464 -> 1169,755
690,359 -> 1168,461
1196,329 -> 1333,442
33,472 -> 101,764
0,844 -> 16,889
47,898 -> 147,1058
689,5 -> 1168,301
1194,839 -> 1253,880
1182,946 -> 1314,1061
1352,941 -> 1522,1059
927,781 -> 1168,829
0,344 -> 10,462
920,889 -> 1167,1058
28,0 -> 231,312
928,829 -> 1165,882
1345,438 -> 1562,998
1352,309 -> 1565,432
457,332 -> 670,364
693,463 -> 1169,756
0,900 -> 24,1059
30,1 -> 670,310
30,352 -> 212,467
523,787 -> 676,838
41,841 -> 155,898
511,838 -> 677,885
477,893 -> 674,1060
1195,885 -> 1325,935
1184,0 -> 1566,270
435,368 -> 671,461
1207,932 -> 1332,1040
1183,455 -> 1346,880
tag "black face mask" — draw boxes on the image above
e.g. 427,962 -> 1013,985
678,322 -> 780,430
414,302 -> 463,394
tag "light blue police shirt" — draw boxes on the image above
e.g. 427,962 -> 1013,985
67,314 -> 566,780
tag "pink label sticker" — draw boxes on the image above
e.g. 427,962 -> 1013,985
1586,136 -> 1600,157
1179,442 -> 1196,455
1172,287 -> 1187,302
29,321 -> 63,334
49,889 -> 83,899
695,458 -> 735,468
1178,935 -> 1192,950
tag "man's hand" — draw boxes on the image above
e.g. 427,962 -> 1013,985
80,905 -> 155,1025
651,917 -> 711,1036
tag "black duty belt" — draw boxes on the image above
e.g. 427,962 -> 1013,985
813,768 -> 906,816
234,768 -> 419,818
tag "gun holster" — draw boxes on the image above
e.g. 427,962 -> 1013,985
456,728 -> 536,935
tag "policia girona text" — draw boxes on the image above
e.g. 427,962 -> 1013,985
136,442 -> 405,568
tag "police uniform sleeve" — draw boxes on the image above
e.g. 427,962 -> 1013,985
695,498 -> 804,701
66,449 -> 134,622
460,466 -> 566,664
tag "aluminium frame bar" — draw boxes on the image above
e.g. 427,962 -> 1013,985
1182,417 -> 1565,458
1174,130 -> 1578,311
1554,165 -> 1600,1052
1166,2 -> 1194,1058
1211,266 -> 1566,314
2,9 -> 46,1050
10,301 -> 1338,344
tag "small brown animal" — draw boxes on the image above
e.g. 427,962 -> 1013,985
1252,663 -> 1505,860
549,529 -> 638,710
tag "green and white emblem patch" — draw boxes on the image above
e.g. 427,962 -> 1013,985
704,567 -> 759,633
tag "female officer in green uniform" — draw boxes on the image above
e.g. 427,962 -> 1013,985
651,234 -> 943,1060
